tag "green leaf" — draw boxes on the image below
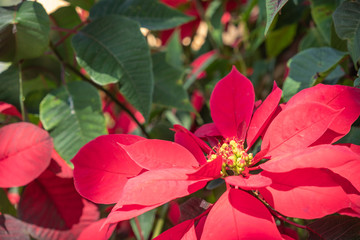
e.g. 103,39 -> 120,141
90,0 -> 193,30
283,47 -> 347,101
307,215 -> 360,240
39,81 -> 107,166
63,0 -> 95,11
310,0 -> 337,44
130,209 -> 156,240
0,1 -> 50,62
264,0 -> 289,35
299,27 -> 327,51
206,0 -> 223,47
266,24 -> 297,57
336,127 -> 360,145
72,15 -> 153,120
166,30 -> 183,69
0,63 -> 19,109
0,188 -> 17,217
333,1 -> 360,65
152,52 -> 193,111
50,6 -> 82,63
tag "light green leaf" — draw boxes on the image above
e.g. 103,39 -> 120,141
152,52 -> 193,111
72,15 -> 153,120
266,24 -> 297,57
40,81 -> 107,166
0,63 -> 19,109
90,0 -> 193,30
130,209 -> 157,240
283,47 -> 347,100
310,0 -> 337,44
166,30 -> 183,69
333,1 -> 360,65
0,1 -> 50,62
265,0 -> 289,35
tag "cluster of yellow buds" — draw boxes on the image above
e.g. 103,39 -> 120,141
207,138 -> 253,176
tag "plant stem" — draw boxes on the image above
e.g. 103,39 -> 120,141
50,44 -> 151,138
54,20 -> 89,47
134,216 -> 145,240
151,203 -> 169,239
18,61 -> 27,121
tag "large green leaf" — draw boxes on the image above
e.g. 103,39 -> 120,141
39,81 -> 107,166
152,52 -> 193,111
0,63 -> 19,109
89,0 -> 192,30
310,0 -> 337,44
333,1 -> 360,65
0,1 -> 50,62
264,0 -> 289,35
266,24 -> 297,57
283,47 -> 347,100
72,15 -> 153,120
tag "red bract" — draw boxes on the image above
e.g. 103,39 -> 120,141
72,67 -> 360,238
0,122 -> 53,188
1,169 -> 99,240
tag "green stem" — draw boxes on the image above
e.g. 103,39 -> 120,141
151,203 -> 169,239
18,61 -> 27,121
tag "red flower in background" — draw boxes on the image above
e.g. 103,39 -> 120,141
103,93 -> 145,134
72,67 -> 360,239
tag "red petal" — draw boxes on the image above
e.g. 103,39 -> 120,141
0,102 -> 22,119
0,214 -> 31,239
210,66 -> 255,139
48,149 -> 73,178
194,123 -> 221,138
261,145 -> 360,192
260,169 -> 351,219
187,155 -> 222,179
200,189 -> 282,239
285,84 -> 360,143
225,174 -> 272,190
77,218 -> 116,240
18,169 -> 99,239
175,131 -> 207,165
117,168 -> 208,206
0,122 -> 53,187
106,203 -> 164,225
72,134 -> 144,204
189,50 -> 217,79
174,124 -> 212,154
120,138 -> 199,170
262,102 -> 342,157
246,81 -> 282,148
153,219 -> 197,240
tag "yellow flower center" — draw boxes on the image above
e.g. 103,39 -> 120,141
207,138 -> 253,176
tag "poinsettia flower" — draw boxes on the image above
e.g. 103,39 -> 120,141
72,67 -> 360,238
